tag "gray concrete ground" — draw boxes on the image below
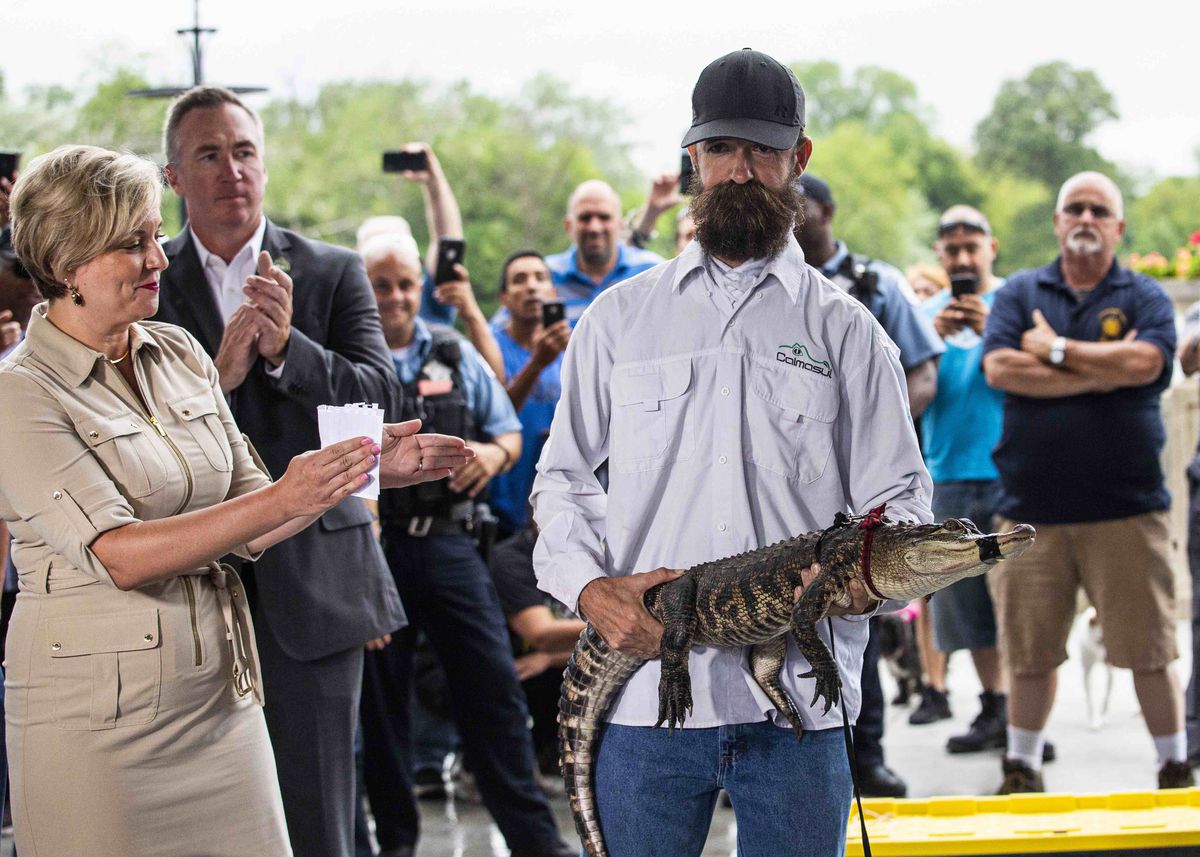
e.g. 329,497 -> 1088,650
0,616 -> 1184,856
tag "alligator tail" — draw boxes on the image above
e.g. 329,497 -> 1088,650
558,624 -> 646,857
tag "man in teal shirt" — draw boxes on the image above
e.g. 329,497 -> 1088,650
921,206 -> 1010,753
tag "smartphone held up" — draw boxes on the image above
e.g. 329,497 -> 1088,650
382,150 -> 429,174
950,272 -> 979,299
434,238 -> 466,285
0,151 -> 19,183
541,300 -> 566,329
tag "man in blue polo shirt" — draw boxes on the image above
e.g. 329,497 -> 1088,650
982,171 -> 1189,793
546,179 -> 663,324
796,172 -> 944,798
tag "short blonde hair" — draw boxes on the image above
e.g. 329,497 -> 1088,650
10,145 -> 162,300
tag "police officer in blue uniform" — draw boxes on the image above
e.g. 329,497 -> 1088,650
357,233 -> 575,857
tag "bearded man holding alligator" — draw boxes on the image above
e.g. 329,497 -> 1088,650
531,49 -> 1033,857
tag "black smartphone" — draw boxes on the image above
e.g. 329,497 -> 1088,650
679,152 -> 695,195
950,272 -> 979,298
433,238 -> 466,285
382,150 -> 429,173
0,151 -> 19,183
541,300 -> 565,328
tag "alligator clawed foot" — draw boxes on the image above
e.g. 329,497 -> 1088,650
799,668 -> 842,715
655,681 -> 694,733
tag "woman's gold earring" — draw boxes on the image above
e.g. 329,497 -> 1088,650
66,281 -> 84,306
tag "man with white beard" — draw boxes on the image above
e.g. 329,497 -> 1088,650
981,171 -> 1189,792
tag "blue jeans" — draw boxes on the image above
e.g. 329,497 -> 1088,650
593,722 -> 852,857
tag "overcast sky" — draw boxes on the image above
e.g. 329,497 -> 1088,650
6,0 -> 1197,187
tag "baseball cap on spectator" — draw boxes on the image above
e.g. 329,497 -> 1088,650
797,174 -> 834,209
681,48 -> 805,150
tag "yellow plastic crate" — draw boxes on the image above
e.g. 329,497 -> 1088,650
845,788 -> 1200,855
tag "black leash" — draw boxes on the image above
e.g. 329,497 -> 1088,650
828,615 -> 872,857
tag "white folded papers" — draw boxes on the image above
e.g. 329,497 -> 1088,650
317,403 -> 384,500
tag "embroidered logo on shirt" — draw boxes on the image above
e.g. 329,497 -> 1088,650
1098,308 -> 1128,341
776,342 -> 833,378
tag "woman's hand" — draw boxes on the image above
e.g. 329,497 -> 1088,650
378,419 -> 476,489
276,436 -> 378,518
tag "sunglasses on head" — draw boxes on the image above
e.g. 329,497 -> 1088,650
1062,202 -> 1113,219
936,220 -> 989,237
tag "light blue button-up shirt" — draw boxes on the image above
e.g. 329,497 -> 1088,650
531,234 -> 932,731
393,318 -> 521,439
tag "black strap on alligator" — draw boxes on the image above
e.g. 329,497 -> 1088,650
818,503 -> 887,857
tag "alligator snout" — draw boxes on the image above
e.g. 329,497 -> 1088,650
977,523 -> 1036,564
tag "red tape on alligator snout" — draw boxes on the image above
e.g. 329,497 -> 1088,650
858,503 -> 887,601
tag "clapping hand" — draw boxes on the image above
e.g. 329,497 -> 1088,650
213,304 -> 261,393
244,251 -> 293,365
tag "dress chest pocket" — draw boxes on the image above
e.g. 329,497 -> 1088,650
168,389 -> 233,472
610,359 -> 695,474
77,414 -> 170,498
743,367 -> 839,483
46,609 -> 162,730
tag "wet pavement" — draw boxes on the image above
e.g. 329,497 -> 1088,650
1,616 -> 1186,856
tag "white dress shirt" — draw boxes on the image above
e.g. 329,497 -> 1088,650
531,233 -> 933,731
191,217 -> 268,324
189,218 -> 285,376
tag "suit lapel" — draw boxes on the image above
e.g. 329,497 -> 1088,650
162,231 -> 225,356
262,220 -> 294,284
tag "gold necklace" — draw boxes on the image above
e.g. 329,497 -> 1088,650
107,348 -> 131,365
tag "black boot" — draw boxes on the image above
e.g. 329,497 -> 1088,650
947,690 -> 1007,753
909,685 -> 951,725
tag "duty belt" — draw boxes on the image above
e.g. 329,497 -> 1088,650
383,500 -> 477,538
391,516 -> 472,538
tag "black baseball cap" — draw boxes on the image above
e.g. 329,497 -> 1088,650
681,48 -> 805,150
797,174 -> 834,208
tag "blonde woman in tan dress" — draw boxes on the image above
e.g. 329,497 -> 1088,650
0,146 -> 472,857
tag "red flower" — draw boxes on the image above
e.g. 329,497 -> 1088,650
1190,230 -> 1200,245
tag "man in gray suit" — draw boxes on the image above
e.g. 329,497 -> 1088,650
155,86 -> 406,857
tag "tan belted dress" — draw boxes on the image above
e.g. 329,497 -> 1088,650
0,307 -> 291,856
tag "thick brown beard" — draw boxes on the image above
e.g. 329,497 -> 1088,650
688,169 -> 803,262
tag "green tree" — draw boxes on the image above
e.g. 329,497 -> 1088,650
974,62 -> 1118,190
790,61 -> 926,137
1127,177 -> 1200,255
254,77 -> 639,315
805,121 -> 936,266
976,173 -> 1056,276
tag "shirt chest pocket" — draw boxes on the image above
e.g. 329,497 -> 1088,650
168,389 -> 233,472
743,369 -> 839,483
46,609 -> 162,731
78,415 -> 170,499
610,359 -> 695,474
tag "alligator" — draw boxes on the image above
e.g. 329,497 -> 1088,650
558,508 -> 1035,857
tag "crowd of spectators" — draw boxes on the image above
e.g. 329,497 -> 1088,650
0,77 -> 1196,857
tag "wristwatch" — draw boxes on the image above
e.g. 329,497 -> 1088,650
1048,335 -> 1067,366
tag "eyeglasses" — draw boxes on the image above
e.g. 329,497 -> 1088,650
1061,202 -> 1114,219
936,220 -> 989,237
